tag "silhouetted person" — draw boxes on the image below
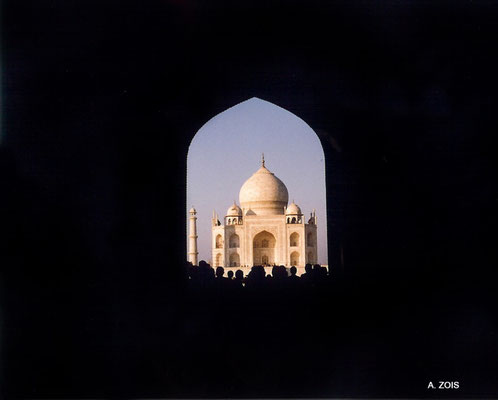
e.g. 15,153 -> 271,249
215,266 -> 225,278
198,260 -> 215,287
273,265 -> 287,280
270,266 -> 279,286
224,269 -> 237,291
234,269 -> 244,288
246,265 -> 266,289
301,263 -> 313,285
215,266 -> 229,287
288,266 -> 301,284
313,264 -> 327,282
269,265 -> 287,290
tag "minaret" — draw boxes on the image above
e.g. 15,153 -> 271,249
188,206 -> 198,265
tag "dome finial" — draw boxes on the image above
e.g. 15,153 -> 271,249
261,153 -> 265,167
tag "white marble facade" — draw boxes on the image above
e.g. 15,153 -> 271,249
211,155 -> 317,268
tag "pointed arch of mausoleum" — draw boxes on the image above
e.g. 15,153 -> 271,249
290,232 -> 299,247
215,234 -> 223,249
290,251 -> 300,267
229,233 -> 240,248
306,232 -> 314,246
253,230 -> 276,248
253,230 -> 276,265
229,252 -> 240,267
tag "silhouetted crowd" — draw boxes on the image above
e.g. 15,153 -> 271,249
184,260 -> 333,291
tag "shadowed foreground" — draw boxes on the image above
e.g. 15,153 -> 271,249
3,253 -> 496,398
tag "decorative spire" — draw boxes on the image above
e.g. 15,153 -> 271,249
261,153 -> 265,167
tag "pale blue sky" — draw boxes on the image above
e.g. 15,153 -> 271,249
187,97 -> 328,264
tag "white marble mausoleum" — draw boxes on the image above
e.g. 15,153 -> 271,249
206,155 -> 317,269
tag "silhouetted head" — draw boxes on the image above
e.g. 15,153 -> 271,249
215,266 -> 224,278
305,263 -> 312,273
290,266 -> 297,276
313,263 -> 321,270
235,270 -> 244,280
199,260 -> 208,268
250,265 -> 266,280
227,270 -> 234,279
274,265 -> 286,279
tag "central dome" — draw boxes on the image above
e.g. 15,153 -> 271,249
239,156 -> 289,215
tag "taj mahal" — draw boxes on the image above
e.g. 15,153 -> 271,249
188,155 -> 318,274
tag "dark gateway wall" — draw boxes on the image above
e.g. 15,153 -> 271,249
1,0 -> 497,398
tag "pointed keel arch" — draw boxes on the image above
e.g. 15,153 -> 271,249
253,230 -> 276,266
187,97 -> 328,269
